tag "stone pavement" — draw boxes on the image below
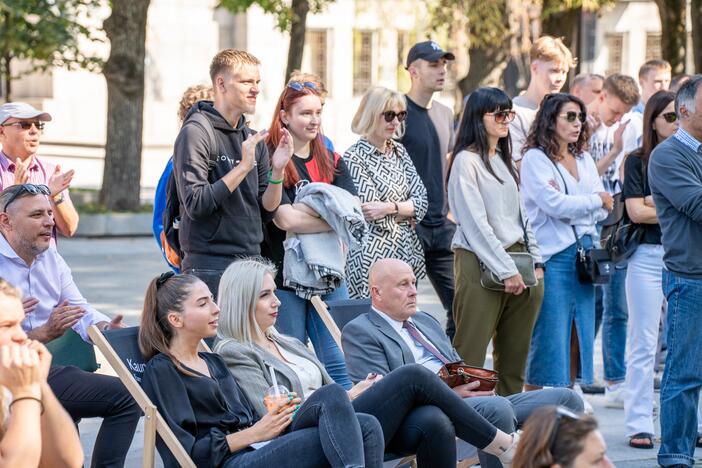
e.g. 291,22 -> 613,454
58,237 -> 701,467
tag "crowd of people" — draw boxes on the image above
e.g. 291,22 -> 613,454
0,34 -> 700,468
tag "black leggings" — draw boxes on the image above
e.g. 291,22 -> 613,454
352,364 -> 499,467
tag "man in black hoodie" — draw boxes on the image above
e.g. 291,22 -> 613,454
173,49 -> 293,295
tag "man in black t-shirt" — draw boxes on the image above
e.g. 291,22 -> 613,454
400,41 -> 457,338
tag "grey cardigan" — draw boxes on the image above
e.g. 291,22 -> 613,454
214,335 -> 333,417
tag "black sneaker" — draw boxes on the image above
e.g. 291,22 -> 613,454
579,383 -> 605,394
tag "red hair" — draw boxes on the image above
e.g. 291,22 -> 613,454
266,85 -> 335,188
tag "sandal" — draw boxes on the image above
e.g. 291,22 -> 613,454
629,432 -> 654,449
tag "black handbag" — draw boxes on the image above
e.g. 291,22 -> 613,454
551,159 -> 614,285
600,180 -> 645,266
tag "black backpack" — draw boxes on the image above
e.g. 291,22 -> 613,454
161,112 -> 218,269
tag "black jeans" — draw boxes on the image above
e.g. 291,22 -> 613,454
225,384 -> 384,467
49,366 -> 141,468
352,364 -> 499,467
417,220 -> 457,339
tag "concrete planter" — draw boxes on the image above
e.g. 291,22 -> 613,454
75,212 -> 152,237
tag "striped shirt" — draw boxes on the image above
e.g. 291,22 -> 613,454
674,128 -> 702,154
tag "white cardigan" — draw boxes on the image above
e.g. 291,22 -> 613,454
520,148 -> 609,262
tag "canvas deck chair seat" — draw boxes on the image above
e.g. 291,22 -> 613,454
311,296 -> 479,468
88,325 -> 200,468
46,328 -> 99,372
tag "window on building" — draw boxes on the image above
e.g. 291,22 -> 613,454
645,32 -> 662,61
306,29 -> 328,89
353,30 -> 374,95
605,33 -> 623,76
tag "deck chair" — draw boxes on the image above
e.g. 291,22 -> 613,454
88,325 -> 200,468
311,296 -> 479,468
46,329 -> 99,372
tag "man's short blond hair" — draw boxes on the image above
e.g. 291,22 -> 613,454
351,87 -> 406,138
209,49 -> 260,82
638,59 -> 671,80
530,36 -> 576,69
604,74 -> 641,106
177,84 -> 213,123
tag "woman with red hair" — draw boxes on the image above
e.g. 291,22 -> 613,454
262,80 -> 357,389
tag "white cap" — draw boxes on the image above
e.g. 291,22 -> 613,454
0,102 -> 52,125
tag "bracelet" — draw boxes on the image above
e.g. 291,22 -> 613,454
268,170 -> 283,185
392,202 -> 399,214
534,262 -> 546,271
9,396 -> 44,414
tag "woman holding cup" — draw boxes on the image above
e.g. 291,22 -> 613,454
139,272 -> 385,468
214,258 -> 524,467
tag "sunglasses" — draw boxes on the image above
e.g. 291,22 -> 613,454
547,406 -> 582,453
559,111 -> 587,123
1,183 -> 50,212
660,112 -> 677,123
1,121 -> 46,131
287,81 -> 318,92
486,110 -> 516,124
382,110 -> 407,123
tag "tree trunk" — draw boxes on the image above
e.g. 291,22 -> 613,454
1,55 -> 11,102
459,44 -> 510,98
100,0 -> 150,211
654,0 -> 687,75
541,5 -> 581,91
692,0 -> 702,73
285,0 -> 310,81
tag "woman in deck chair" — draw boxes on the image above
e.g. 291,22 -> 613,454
213,258 -> 522,468
139,272 -> 383,468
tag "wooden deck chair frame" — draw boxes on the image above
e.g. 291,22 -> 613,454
310,296 -> 478,468
88,325 -> 209,468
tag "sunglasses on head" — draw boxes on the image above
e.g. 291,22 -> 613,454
287,81 -> 318,92
559,111 -> 587,123
1,183 -> 51,212
1,120 -> 46,131
382,110 -> 407,123
660,112 -> 677,123
485,110 -> 516,124
547,406 -> 582,453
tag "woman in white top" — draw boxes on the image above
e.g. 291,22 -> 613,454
521,93 -> 613,390
447,87 -> 544,396
214,258 -> 523,467
0,279 -> 83,468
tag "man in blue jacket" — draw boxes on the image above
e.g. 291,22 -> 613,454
648,75 -> 702,468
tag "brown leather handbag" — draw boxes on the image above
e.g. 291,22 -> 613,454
437,362 -> 499,392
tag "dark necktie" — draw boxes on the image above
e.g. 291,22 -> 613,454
402,320 -> 450,365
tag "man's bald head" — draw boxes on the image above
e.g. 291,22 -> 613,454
369,258 -> 417,322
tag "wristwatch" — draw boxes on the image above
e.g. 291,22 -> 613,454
53,192 -> 65,206
534,262 -> 546,271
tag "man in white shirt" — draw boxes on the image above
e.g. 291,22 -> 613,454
509,36 -> 576,165
342,258 -> 583,468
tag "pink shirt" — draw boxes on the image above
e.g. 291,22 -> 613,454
0,150 -> 56,190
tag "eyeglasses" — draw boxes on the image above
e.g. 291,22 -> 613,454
382,110 -> 407,123
485,110 -> 516,124
547,406 -> 582,453
1,121 -> 45,131
1,183 -> 50,212
559,111 -> 587,123
659,112 -> 677,123
287,81 -> 318,92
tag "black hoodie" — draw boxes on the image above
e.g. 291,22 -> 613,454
172,101 -> 271,268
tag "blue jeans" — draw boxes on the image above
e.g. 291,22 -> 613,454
526,238 -> 597,386
658,270 -> 702,467
225,384 -> 384,468
597,266 -> 628,383
275,282 -> 352,389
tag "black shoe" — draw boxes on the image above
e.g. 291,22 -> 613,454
579,383 -> 605,394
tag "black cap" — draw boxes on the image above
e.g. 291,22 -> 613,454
405,41 -> 455,69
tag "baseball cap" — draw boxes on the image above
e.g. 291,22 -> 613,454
405,41 -> 455,69
0,102 -> 52,125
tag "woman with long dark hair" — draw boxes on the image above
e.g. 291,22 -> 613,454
138,273 -> 384,468
521,93 -> 613,391
447,87 -> 544,396
621,90 -> 677,449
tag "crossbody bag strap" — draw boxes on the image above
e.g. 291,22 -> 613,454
547,156 -> 582,250
516,203 -> 531,251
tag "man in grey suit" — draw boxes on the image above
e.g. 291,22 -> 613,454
342,258 -> 584,468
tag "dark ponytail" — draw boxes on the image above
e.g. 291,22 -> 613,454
138,273 -> 201,374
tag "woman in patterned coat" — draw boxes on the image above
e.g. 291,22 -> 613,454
344,86 -> 428,298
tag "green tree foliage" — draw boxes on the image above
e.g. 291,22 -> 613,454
0,0 -> 102,101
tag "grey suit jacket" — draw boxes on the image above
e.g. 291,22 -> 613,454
341,308 -> 461,383
214,334 -> 333,417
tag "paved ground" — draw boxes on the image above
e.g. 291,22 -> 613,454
58,237 -> 702,467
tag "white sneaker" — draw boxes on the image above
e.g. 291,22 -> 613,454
604,383 -> 625,409
497,431 -> 521,468
573,384 -> 595,414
